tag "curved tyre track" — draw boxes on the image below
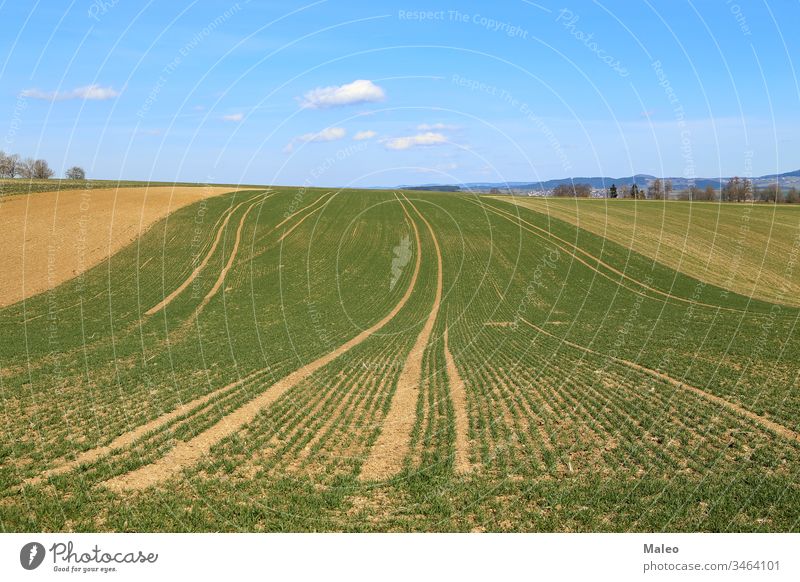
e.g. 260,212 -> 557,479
360,197 -> 443,480
482,200 -> 755,315
146,195 -> 265,316
443,327 -> 472,474
518,317 -> 800,444
28,192 -> 324,484
272,192 -> 330,234
101,197 -> 424,491
26,368 -> 271,485
278,197 -> 329,242
247,192 -> 332,263
191,197 -> 263,318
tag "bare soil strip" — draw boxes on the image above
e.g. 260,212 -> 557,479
28,193 -> 331,484
272,192 -> 330,233
360,197 -> 443,480
0,185 -> 246,307
191,197 -> 263,317
482,202 -> 752,314
26,367 -> 270,485
101,197 -> 423,491
443,328 -> 472,473
247,192 -> 332,263
518,318 -> 800,443
278,200 -> 327,242
146,196 -> 263,315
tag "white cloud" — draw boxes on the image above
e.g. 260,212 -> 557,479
413,162 -> 459,173
416,122 -> 459,131
222,113 -> 244,122
384,132 -> 448,151
74,85 -> 119,100
299,79 -> 385,109
284,126 -> 347,152
20,84 -> 120,101
353,130 -> 377,141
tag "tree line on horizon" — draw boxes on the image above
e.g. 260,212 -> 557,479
0,150 -> 85,180
554,177 -> 799,203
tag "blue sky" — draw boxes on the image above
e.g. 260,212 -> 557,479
1,0 -> 798,186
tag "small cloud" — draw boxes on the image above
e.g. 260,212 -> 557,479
640,109 -> 656,118
74,85 -> 119,100
193,105 -> 206,112
222,112 -> 244,122
384,132 -> 448,151
353,130 -> 377,141
138,128 -> 162,136
413,162 -> 459,173
284,126 -> 346,152
299,79 -> 385,109
20,84 -> 120,101
416,122 -> 459,131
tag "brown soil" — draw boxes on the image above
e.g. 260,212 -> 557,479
519,317 -> 800,444
101,195 -> 424,491
0,185 -> 245,307
443,328 -> 472,473
359,197 -> 443,480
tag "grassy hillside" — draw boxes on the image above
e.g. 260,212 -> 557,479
500,197 -> 800,306
1,188 -> 798,532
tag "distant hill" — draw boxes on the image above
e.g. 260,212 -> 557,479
396,169 -> 800,193
401,184 -> 461,191
758,169 -> 800,180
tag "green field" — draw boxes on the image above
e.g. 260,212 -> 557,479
1,188 -> 799,532
502,196 -> 800,307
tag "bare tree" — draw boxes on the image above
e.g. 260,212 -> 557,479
574,183 -> 591,198
787,187 -> 799,204
722,177 -> 737,201
763,183 -> 782,203
722,177 -> 751,202
31,159 -> 54,179
18,157 -> 35,179
703,185 -> 716,201
664,179 -> 673,199
0,152 -> 20,178
647,178 -> 664,200
552,183 -> 591,197
65,166 -> 86,180
742,178 -> 753,202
